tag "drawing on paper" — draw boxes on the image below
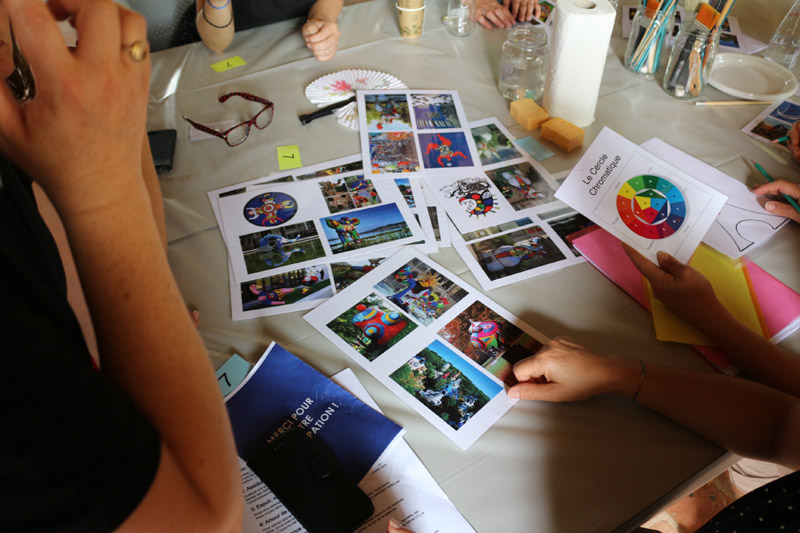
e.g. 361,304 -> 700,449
437,300 -> 543,383
390,339 -> 500,430
714,204 -> 790,253
373,258 -> 468,326
617,175 -> 686,239
440,178 -> 499,218
368,131 -> 420,173
410,93 -> 461,129
419,132 -> 473,168
484,162 -> 555,210
239,222 -> 324,274
365,94 -> 412,132
241,267 -> 330,310
326,292 -> 417,361
243,191 -> 298,227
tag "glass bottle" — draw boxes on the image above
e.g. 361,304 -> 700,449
766,0 -> 800,72
497,27 -> 549,102
662,15 -> 720,99
445,0 -> 476,37
624,3 -> 675,79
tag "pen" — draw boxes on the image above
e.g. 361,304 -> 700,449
751,160 -> 800,215
771,135 -> 789,144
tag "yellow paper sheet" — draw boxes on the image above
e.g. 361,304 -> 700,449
648,244 -> 766,346
277,145 -> 302,170
210,56 -> 247,73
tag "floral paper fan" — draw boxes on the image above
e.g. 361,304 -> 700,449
305,69 -> 406,130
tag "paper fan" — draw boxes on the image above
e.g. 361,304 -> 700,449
305,69 -> 407,130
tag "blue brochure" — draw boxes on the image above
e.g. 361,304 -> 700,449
225,343 -> 403,483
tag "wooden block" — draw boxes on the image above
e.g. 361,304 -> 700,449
510,98 -> 549,130
540,117 -> 585,152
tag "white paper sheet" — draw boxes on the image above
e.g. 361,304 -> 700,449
304,247 -> 550,450
641,138 -> 790,258
555,127 -> 728,263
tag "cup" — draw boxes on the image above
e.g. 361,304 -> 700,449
397,0 -> 424,8
445,0 -> 476,37
397,3 -> 425,39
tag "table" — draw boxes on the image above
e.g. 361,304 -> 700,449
146,1 -> 800,531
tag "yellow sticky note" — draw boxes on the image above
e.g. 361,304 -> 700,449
277,145 -> 302,170
210,56 -> 247,73
648,244 -> 766,346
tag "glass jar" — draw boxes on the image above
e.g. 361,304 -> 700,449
623,3 -> 674,79
498,26 -> 549,102
662,16 -> 720,99
445,0 -> 476,37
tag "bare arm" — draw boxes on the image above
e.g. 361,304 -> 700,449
1,0 -> 241,529
623,244 -> 800,398
141,130 -> 167,249
509,338 -> 800,469
302,0 -> 342,61
195,0 -> 235,53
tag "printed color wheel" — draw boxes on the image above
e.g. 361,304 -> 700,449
616,175 -> 686,239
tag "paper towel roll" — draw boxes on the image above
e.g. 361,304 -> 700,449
542,0 -> 616,127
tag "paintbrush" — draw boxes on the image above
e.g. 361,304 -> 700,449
686,2 -> 721,95
682,0 -> 708,13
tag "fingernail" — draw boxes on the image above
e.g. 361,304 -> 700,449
507,389 -> 519,399
656,250 -> 668,260
765,202 -> 776,212
389,518 -> 402,528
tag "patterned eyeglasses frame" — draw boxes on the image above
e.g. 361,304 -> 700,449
183,92 -> 274,147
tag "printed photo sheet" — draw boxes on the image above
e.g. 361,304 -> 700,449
357,90 -> 481,178
218,172 -> 425,283
304,247 -> 550,450
555,127 -> 728,264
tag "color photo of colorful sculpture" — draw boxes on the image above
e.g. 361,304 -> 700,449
365,93 -> 412,132
320,204 -> 414,254
239,221 -> 325,274
326,292 -> 417,361
240,267 -> 331,311
440,178 -> 499,219
410,93 -> 461,129
373,257 -> 468,326
294,160 -> 363,181
468,226 -> 566,281
419,132 -> 474,169
242,191 -> 298,227
437,300 -> 543,383
470,123 -> 521,166
368,131 -> 420,173
319,175 -> 381,214
484,162 -> 555,210
390,339 -> 500,430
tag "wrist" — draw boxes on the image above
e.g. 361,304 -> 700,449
605,356 -> 643,398
206,0 -> 231,9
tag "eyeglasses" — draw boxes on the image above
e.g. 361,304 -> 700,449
183,92 -> 274,147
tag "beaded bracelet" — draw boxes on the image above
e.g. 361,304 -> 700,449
206,0 -> 231,10
202,7 -> 233,28
631,360 -> 645,402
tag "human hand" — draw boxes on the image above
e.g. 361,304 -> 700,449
302,18 -> 340,61
475,0 -> 515,28
387,518 -> 414,533
786,121 -> 800,166
505,0 -> 540,21
507,337 -> 638,401
0,0 -> 150,214
752,179 -> 800,224
622,243 -> 721,326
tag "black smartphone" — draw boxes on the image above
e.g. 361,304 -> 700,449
147,129 -> 177,174
246,427 -> 374,533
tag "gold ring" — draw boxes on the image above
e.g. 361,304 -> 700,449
122,41 -> 148,62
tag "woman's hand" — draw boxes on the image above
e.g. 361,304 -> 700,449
752,179 -> 800,224
302,18 -> 340,61
508,337 -> 639,401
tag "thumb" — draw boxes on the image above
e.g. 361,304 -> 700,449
507,382 -> 563,401
655,250 -> 686,276
765,200 -> 800,223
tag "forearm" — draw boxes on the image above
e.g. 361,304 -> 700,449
609,358 -> 800,468
196,0 -> 234,53
140,132 -> 166,249
53,173 -> 240,524
695,301 -> 800,397
308,0 -> 343,22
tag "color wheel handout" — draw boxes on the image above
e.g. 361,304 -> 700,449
616,175 -> 686,239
